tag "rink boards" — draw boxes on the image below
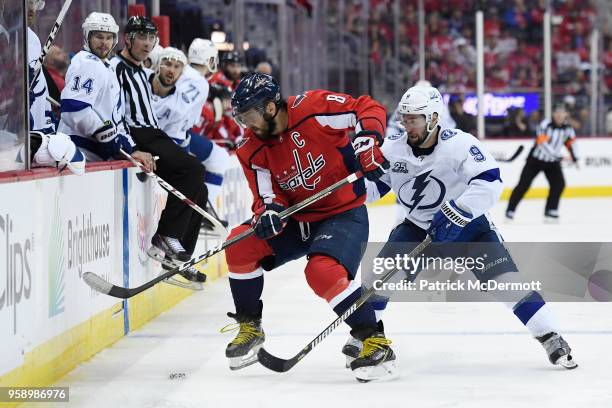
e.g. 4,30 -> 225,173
0,160 -> 251,396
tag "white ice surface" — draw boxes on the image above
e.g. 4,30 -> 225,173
24,198 -> 612,408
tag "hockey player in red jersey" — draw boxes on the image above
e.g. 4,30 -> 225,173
208,51 -> 243,91
192,83 -> 243,149
222,73 -> 397,382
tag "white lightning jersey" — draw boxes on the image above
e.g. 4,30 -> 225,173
59,50 -> 130,146
176,65 -> 210,129
28,28 -> 54,132
150,78 -> 193,146
367,128 -> 503,229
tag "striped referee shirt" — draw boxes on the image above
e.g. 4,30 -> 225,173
531,119 -> 578,162
111,54 -> 159,129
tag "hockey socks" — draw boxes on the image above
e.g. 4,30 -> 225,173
511,291 -> 560,337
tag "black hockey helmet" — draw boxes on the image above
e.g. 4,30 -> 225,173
221,51 -> 243,65
125,16 -> 158,35
231,72 -> 280,115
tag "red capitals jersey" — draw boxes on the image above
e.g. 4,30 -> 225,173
209,71 -> 240,91
193,102 -> 243,146
236,89 -> 387,222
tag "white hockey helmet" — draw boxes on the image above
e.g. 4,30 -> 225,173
414,79 -> 432,87
148,44 -> 164,69
188,38 -> 219,72
82,12 -> 119,53
398,85 -> 444,132
159,46 -> 187,66
27,0 -> 45,11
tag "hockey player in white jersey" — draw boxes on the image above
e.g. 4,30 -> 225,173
355,85 -> 577,371
20,0 -> 84,174
27,0 -> 54,133
150,44 -> 230,232
58,12 -> 154,171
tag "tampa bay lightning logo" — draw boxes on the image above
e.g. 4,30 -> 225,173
440,129 -> 457,140
398,170 -> 446,214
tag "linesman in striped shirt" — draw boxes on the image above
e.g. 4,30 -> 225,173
111,16 -> 206,283
506,103 -> 579,221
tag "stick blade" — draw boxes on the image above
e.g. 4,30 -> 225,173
82,272 -> 130,299
257,347 -> 296,372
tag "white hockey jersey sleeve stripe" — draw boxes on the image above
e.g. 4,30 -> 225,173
252,163 -> 276,204
314,112 -> 357,130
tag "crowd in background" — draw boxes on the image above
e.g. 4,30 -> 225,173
361,0 -> 612,136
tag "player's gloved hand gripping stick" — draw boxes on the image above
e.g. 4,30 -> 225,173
83,171 -> 364,299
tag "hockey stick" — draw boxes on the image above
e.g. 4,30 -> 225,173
83,171 -> 363,299
120,148 -> 228,238
257,235 -> 432,373
495,145 -> 524,163
29,0 -> 73,91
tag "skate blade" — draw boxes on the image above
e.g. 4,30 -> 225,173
353,360 -> 399,383
228,345 -> 262,371
162,276 -> 204,291
556,355 -> 578,370
345,355 -> 357,369
147,246 -> 166,262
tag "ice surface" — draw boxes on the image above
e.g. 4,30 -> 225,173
24,198 -> 612,408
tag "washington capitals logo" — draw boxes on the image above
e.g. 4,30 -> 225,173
277,149 -> 325,191
398,170 -> 446,213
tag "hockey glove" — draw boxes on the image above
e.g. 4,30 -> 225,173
351,130 -> 390,181
427,200 -> 473,242
93,120 -> 118,143
252,201 -> 288,239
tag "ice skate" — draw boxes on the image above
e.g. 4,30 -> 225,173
147,240 -> 206,290
148,233 -> 190,262
350,332 -> 399,382
200,216 -> 229,238
342,335 -> 362,368
544,210 -> 560,224
222,312 -> 265,370
537,332 -> 577,369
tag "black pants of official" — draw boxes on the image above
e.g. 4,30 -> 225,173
507,156 -> 565,213
130,127 -> 207,254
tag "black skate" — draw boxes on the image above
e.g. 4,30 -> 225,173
350,331 -> 399,382
159,257 -> 206,291
148,233 -> 190,262
199,216 -> 229,238
537,332 -> 578,369
342,335 -> 362,368
147,236 -> 206,291
222,312 -> 265,370
544,210 -> 560,224
342,321 -> 385,368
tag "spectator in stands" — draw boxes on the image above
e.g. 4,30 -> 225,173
503,107 -> 531,137
255,61 -> 273,76
448,95 -> 476,135
44,45 -> 69,93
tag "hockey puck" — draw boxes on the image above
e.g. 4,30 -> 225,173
168,372 -> 187,380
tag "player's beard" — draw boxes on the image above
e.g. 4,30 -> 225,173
406,128 -> 428,147
159,74 -> 175,88
252,110 -> 279,141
